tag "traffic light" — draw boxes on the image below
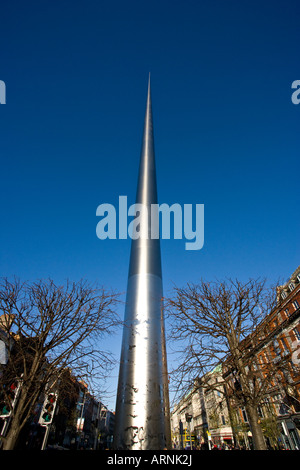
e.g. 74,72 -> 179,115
0,380 -> 21,418
0,395 -> 10,418
39,392 -> 57,426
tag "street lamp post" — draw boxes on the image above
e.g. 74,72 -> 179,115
185,413 -> 193,450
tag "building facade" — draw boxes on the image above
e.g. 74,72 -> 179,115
171,266 -> 300,450
171,367 -> 234,449
224,266 -> 300,449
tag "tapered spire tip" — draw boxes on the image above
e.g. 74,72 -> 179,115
147,73 -> 151,98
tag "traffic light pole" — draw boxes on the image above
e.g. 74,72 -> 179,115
188,421 -> 192,450
0,417 -> 10,449
41,424 -> 51,450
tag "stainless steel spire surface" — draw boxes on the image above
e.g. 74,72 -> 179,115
114,77 -> 171,450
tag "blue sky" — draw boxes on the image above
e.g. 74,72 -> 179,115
1,0 -> 299,409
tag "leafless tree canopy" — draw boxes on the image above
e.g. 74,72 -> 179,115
0,277 -> 121,449
167,278 -> 275,398
166,277 -> 287,450
0,277 -> 120,380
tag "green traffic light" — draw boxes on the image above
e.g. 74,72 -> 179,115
42,412 -> 51,422
1,405 -> 10,415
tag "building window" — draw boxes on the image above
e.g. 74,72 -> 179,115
279,402 -> 289,415
259,352 -> 268,365
289,283 -> 295,292
280,338 -> 289,354
241,408 -> 248,423
258,406 -> 264,419
284,308 -> 289,317
293,328 -> 300,341
273,340 -> 281,357
292,300 -> 299,310
281,291 -> 287,299
297,273 -> 300,283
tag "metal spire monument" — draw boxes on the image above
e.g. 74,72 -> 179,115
114,77 -> 171,450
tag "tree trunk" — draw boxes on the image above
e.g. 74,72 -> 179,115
2,419 -> 21,450
246,404 -> 267,450
1,389 -> 30,450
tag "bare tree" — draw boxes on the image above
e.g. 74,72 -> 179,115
167,278 -> 283,450
0,278 -> 120,450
